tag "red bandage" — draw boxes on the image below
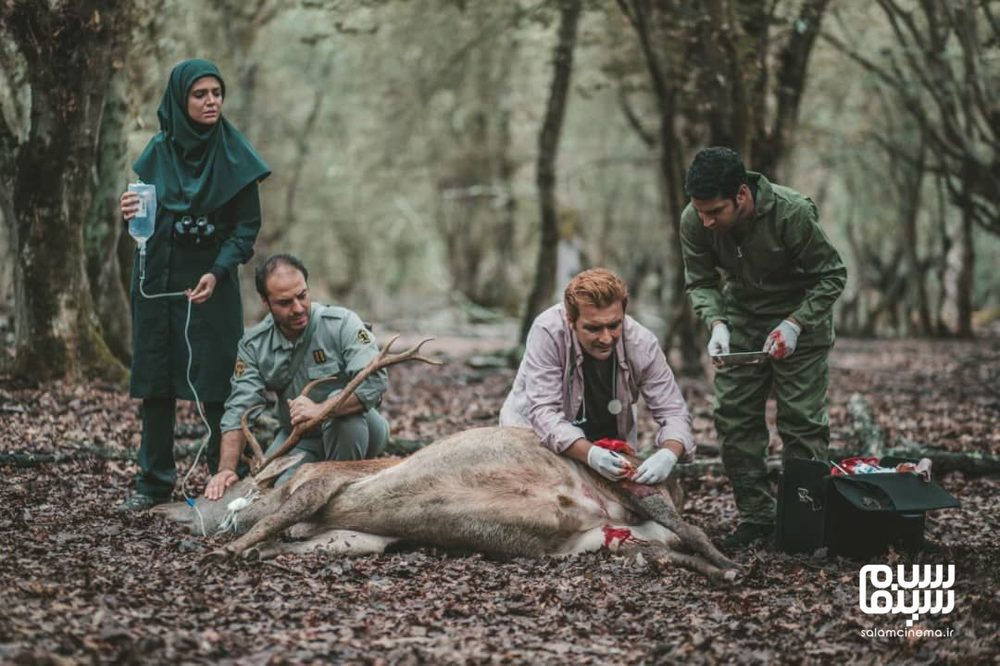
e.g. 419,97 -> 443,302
592,438 -> 635,456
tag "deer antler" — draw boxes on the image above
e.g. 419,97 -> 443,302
253,336 -> 441,476
240,377 -> 343,469
239,404 -> 268,469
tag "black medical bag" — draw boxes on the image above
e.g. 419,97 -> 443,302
775,457 -> 960,558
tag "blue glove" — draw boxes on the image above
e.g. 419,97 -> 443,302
633,448 -> 679,485
587,446 -> 628,481
708,322 -> 731,357
763,319 -> 802,359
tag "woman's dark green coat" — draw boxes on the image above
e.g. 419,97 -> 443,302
129,59 -> 270,402
129,182 -> 262,401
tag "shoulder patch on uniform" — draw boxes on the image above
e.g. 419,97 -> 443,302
313,349 -> 327,364
356,328 -> 372,345
234,358 -> 247,378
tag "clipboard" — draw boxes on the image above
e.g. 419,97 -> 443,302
712,351 -> 769,367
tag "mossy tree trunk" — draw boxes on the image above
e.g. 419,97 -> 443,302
0,1 -> 132,382
85,67 -> 133,365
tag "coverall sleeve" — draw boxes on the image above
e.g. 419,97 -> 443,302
680,210 -> 727,330
783,200 -> 847,331
211,182 -> 262,279
522,323 -> 586,454
220,338 -> 267,433
337,311 -> 387,411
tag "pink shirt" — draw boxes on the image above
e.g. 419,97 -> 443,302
500,304 -> 694,459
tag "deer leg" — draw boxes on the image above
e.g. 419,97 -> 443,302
216,477 -> 336,559
650,549 -> 738,583
628,489 -> 741,572
252,530 -> 399,559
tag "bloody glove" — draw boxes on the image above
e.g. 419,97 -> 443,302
762,319 -> 801,359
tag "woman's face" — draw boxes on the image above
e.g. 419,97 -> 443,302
186,76 -> 223,125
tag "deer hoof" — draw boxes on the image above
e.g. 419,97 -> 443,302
201,547 -> 236,565
242,546 -> 263,562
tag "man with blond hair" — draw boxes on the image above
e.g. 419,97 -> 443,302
500,268 -> 693,483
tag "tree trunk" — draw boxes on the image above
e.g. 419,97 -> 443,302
897,138 -> 933,336
85,67 -> 132,364
0,1 -> 132,382
940,181 -> 976,338
751,0 -> 830,175
520,0 -> 582,342
954,175 -> 975,338
955,214 -> 975,338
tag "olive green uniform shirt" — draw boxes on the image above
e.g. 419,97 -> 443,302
680,172 -> 846,347
220,303 -> 387,434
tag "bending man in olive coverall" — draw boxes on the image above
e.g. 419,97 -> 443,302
204,254 -> 389,500
680,147 -> 846,548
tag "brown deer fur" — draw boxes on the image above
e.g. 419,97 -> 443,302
156,426 -> 740,580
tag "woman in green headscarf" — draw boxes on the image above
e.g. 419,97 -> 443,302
118,59 -> 270,512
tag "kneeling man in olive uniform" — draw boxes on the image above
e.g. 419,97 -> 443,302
204,254 -> 389,500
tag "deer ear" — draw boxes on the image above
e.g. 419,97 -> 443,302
254,452 -> 307,487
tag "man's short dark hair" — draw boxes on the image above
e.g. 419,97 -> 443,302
684,147 -> 747,201
255,254 -> 309,300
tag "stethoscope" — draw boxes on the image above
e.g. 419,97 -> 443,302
571,350 -> 624,426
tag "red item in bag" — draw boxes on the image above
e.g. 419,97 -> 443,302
830,456 -> 881,476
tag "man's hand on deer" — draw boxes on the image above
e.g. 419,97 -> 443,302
586,445 -> 629,481
205,469 -> 239,500
633,447 -> 679,485
288,395 -> 324,427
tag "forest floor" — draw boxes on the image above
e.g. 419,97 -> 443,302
0,335 -> 997,664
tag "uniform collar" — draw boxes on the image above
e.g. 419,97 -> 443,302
271,326 -> 296,352
748,171 -> 775,221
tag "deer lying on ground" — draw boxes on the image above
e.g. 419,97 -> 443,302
155,339 -> 741,581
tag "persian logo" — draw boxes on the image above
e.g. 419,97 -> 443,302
859,564 -> 955,626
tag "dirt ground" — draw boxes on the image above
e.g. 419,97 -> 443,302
1,336 -> 997,664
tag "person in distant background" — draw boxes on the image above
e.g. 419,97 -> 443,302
680,147 -> 846,548
500,268 -> 693,484
118,59 -> 270,512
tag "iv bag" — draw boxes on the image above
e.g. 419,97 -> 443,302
127,182 -> 156,243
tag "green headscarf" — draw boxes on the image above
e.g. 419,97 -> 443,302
133,59 -> 270,214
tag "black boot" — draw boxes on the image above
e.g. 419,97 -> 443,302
116,492 -> 170,513
723,522 -> 775,549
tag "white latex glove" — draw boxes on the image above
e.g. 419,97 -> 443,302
762,319 -> 802,360
587,446 -> 629,481
708,322 -> 731,357
633,448 -> 679,485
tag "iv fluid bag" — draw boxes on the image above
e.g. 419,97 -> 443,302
127,182 -> 156,243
